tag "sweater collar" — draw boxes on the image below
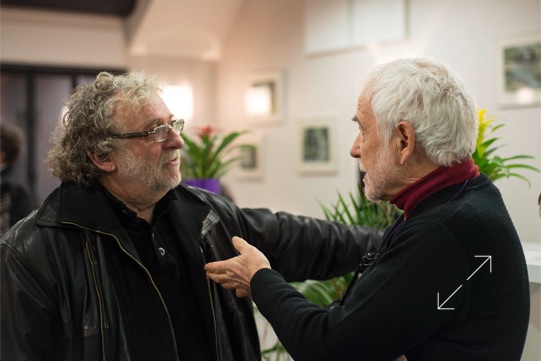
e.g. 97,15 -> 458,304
390,159 -> 479,219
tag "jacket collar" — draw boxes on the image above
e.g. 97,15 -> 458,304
36,182 -> 218,241
36,182 -> 119,230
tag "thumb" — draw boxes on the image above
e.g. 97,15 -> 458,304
232,236 -> 248,254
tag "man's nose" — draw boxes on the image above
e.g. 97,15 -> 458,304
350,134 -> 361,158
165,128 -> 185,149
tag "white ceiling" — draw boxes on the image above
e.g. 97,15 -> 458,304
128,0 -> 247,60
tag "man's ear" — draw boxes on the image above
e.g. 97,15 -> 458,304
396,121 -> 416,166
86,150 -> 116,173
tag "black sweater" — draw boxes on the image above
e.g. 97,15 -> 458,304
252,174 -> 530,361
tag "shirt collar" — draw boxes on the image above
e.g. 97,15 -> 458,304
100,184 -> 178,226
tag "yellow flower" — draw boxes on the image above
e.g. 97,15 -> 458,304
473,108 -> 539,184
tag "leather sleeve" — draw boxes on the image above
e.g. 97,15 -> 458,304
194,188 -> 384,282
240,208 -> 383,281
1,228 -> 60,360
203,197 -> 383,282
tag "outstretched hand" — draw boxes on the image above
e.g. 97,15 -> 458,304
206,237 -> 408,361
204,236 -> 271,298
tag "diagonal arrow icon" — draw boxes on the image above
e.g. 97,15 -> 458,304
437,285 -> 462,310
466,255 -> 492,281
437,255 -> 492,310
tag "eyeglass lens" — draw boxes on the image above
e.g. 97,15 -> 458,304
154,120 -> 184,142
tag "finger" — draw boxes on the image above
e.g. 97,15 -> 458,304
206,273 -> 236,289
206,266 -> 240,280
204,237 -> 251,275
220,281 -> 238,290
206,271 -> 227,283
235,288 -> 251,298
232,236 -> 250,254
204,259 -> 233,273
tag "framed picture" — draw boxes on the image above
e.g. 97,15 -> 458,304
245,70 -> 284,125
236,135 -> 264,179
496,33 -> 541,108
298,119 -> 336,175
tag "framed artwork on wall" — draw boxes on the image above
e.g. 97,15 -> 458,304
244,70 -> 285,125
496,33 -> 541,108
236,135 -> 264,180
297,118 -> 336,175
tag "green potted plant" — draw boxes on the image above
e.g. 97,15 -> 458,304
473,109 -> 539,185
180,125 -> 247,193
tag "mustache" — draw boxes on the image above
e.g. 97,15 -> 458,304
358,160 -> 366,173
160,150 -> 180,164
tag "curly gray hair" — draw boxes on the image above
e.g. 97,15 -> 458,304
47,71 -> 161,187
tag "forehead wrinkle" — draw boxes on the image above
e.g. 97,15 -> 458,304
358,98 -> 371,112
142,114 -> 175,129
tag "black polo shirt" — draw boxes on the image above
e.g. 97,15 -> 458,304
103,186 -> 213,360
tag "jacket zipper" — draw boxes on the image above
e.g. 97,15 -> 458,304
62,221 -> 180,361
201,244 -> 220,361
84,240 -> 107,361
199,212 -> 221,361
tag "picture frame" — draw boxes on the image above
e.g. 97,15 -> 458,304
298,118 -> 336,175
244,70 -> 284,125
236,135 -> 264,180
496,33 -> 541,108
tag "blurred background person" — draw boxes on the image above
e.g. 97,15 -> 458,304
1,123 -> 33,236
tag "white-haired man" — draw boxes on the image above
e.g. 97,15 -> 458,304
206,58 -> 530,361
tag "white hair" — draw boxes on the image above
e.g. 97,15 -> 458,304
363,58 -> 478,166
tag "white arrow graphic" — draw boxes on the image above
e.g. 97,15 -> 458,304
467,255 -> 492,280
437,255 -> 492,310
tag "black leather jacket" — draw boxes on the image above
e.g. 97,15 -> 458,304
1,182 -> 382,361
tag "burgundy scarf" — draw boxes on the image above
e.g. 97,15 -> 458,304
390,159 -> 480,219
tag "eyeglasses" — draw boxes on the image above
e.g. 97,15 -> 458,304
110,119 -> 185,143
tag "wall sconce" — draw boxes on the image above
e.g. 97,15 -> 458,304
244,70 -> 284,125
162,84 -> 193,120
245,82 -> 273,117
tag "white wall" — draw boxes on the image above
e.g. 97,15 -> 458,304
128,55 -> 217,128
